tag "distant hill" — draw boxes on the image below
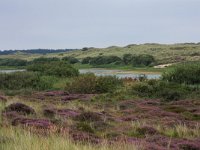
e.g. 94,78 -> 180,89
0,43 -> 200,64
0,49 -> 77,55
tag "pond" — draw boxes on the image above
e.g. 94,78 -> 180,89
79,68 -> 161,79
0,69 -> 161,79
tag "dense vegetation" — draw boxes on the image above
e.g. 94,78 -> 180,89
162,62 -> 200,85
65,73 -> 123,94
81,54 -> 156,67
0,72 -> 55,90
0,58 -> 27,66
62,56 -> 80,64
0,49 -> 76,55
27,61 -> 79,77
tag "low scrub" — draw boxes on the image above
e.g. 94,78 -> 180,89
81,54 -> 156,67
0,58 -> 27,66
162,62 -> 200,85
65,73 -> 123,94
62,56 -> 79,64
0,72 -> 56,90
89,56 -> 122,65
131,80 -> 193,101
27,61 -> 79,77
123,54 -> 156,66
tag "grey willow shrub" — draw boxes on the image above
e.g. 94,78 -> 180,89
162,62 -> 200,85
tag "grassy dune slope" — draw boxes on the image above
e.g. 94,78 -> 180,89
0,43 -> 200,64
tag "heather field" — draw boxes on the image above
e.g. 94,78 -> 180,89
0,61 -> 200,150
0,54 -> 200,150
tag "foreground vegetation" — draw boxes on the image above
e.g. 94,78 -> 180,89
0,52 -> 200,149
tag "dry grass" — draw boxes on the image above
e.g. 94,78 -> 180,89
0,127 -> 143,150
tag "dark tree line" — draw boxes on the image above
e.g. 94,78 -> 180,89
0,49 -> 76,55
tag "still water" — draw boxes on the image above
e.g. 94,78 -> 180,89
79,69 -> 161,79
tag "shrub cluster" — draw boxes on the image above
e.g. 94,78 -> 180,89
162,62 -> 200,85
62,56 -> 79,64
81,54 -> 156,67
31,57 -> 60,63
27,61 -> 79,77
0,58 -> 27,66
131,80 -> 193,101
89,56 -> 122,65
123,54 -> 156,66
65,73 -> 123,94
0,72 -> 55,90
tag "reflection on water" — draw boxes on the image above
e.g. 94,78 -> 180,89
79,69 -> 161,79
0,69 -> 25,73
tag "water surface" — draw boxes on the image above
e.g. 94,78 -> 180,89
79,68 -> 161,79
0,69 -> 25,73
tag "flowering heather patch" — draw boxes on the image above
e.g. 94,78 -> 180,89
1,90 -> 200,149
11,117 -> 54,129
0,95 -> 7,103
4,103 -> 36,115
43,107 -> 80,118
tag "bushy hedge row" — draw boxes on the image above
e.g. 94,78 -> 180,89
162,62 -> 200,85
62,56 -> 79,64
31,57 -> 60,63
0,58 -> 27,66
81,54 -> 156,67
65,73 -> 123,94
123,54 -> 156,66
27,61 -> 79,77
0,72 -> 56,90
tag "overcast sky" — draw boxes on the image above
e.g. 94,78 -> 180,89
0,0 -> 200,49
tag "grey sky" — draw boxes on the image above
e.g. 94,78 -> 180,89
0,0 -> 200,49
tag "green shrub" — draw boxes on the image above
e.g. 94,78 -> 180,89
123,53 -> 133,65
31,57 -> 60,63
0,58 -> 27,66
89,56 -> 122,65
76,122 -> 95,133
162,62 -> 200,85
66,73 -> 96,94
27,61 -> 79,77
62,56 -> 79,64
81,57 -> 92,64
131,80 -> 190,101
131,82 -> 153,97
0,72 -> 55,90
65,73 -> 123,94
37,76 -> 57,90
132,54 -> 156,67
95,76 -> 123,93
